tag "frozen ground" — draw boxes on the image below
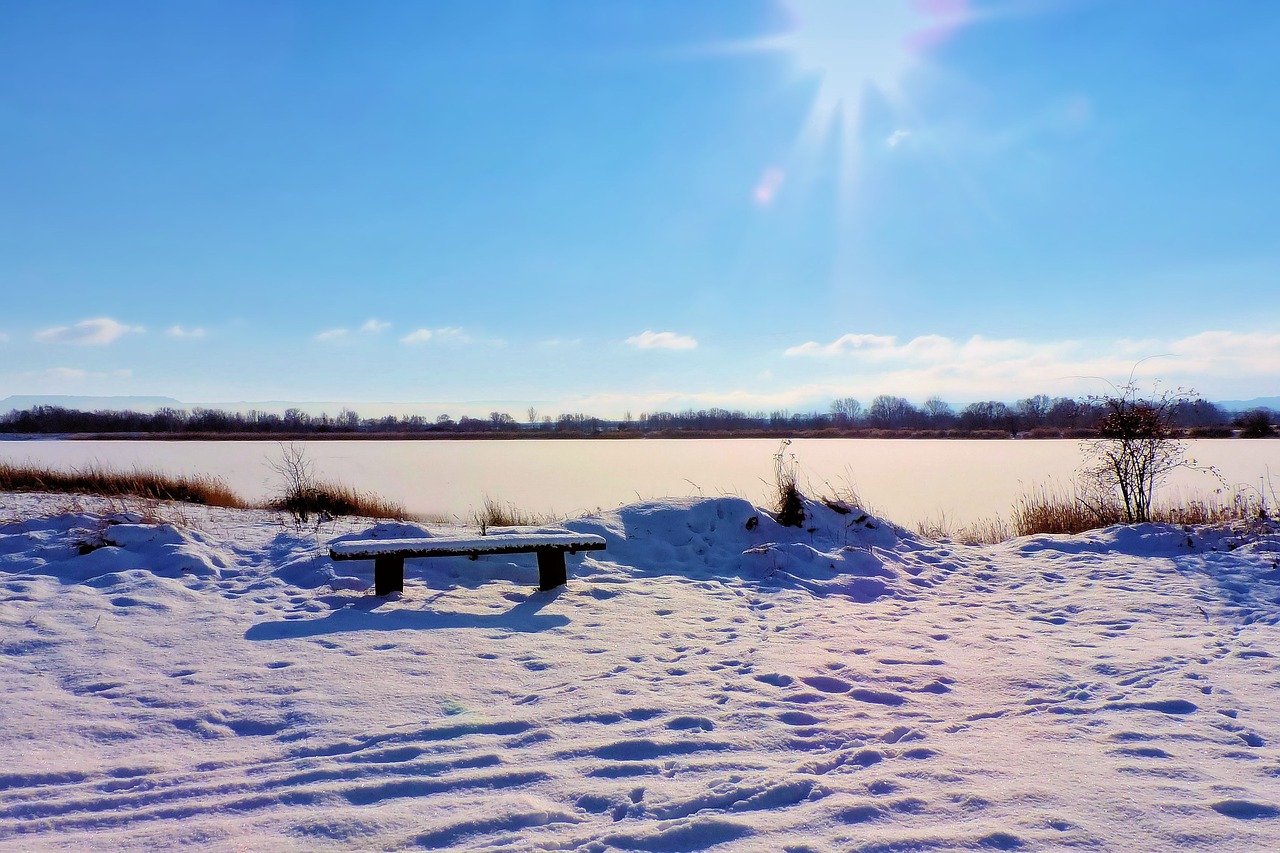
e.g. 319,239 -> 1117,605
1,492 -> 1278,851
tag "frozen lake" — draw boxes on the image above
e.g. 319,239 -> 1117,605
1,438 -> 1276,528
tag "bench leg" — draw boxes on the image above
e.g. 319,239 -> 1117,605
536,548 -> 567,591
374,555 -> 404,596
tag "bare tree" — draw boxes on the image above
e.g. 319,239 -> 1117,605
1016,394 -> 1050,427
922,396 -> 954,425
866,395 -> 916,429
830,397 -> 862,424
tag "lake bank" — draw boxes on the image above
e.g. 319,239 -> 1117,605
2,438 -> 1275,530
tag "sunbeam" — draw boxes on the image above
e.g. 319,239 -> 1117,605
769,0 -> 973,202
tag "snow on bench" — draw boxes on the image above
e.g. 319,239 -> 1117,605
329,533 -> 607,595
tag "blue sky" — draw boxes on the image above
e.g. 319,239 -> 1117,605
3,0 -> 1278,416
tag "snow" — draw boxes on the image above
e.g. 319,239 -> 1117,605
329,533 -> 607,559
1,491 -> 1278,851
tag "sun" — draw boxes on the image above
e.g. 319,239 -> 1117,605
766,0 -> 972,196
786,1 -> 925,113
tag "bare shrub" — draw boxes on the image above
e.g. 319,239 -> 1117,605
1080,379 -> 1194,523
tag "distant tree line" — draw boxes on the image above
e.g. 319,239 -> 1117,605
0,396 -> 1274,438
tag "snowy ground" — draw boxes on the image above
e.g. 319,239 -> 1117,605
2,492 -> 1279,852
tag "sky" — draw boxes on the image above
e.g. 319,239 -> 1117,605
2,0 -> 1279,417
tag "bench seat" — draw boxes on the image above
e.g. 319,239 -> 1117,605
329,533 -> 607,594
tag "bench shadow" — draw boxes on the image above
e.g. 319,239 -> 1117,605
244,588 -> 569,641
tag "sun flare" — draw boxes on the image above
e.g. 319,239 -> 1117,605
771,0 -> 971,194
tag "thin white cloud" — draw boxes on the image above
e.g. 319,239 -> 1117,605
784,333 -> 1075,364
435,327 -> 471,343
0,331 -> 9,343
35,317 -> 144,346
42,367 -> 132,381
316,320 -> 395,343
400,326 -> 475,345
626,330 -> 698,351
886,129 -> 911,147
166,325 -> 206,339
784,333 -> 898,358
753,167 -> 785,206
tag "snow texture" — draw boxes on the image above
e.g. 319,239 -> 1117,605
2,492 -> 1279,851
329,533 -> 607,559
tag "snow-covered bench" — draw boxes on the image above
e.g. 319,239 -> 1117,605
329,533 -> 607,595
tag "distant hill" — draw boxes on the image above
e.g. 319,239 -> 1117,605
0,395 -> 184,413
1216,397 -> 1280,412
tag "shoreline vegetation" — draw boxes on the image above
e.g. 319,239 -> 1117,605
3,458 -> 1273,546
1,399 -> 1276,441
0,461 -> 410,522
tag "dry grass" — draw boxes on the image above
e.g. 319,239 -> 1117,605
0,461 -> 247,508
265,444 -> 414,523
772,440 -> 805,527
470,495 -> 549,532
1151,492 -> 1267,526
1,460 -> 411,522
266,480 -> 412,522
915,513 -> 1011,545
1012,486 -> 1265,536
1010,485 -> 1111,537
817,468 -> 875,517
917,483 -> 1270,544
1005,485 -> 1267,539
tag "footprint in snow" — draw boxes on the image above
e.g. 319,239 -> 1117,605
666,715 -> 714,731
801,675 -> 851,694
753,672 -> 794,687
1211,800 -> 1280,820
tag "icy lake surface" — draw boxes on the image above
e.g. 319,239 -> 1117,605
0,438 -> 1276,526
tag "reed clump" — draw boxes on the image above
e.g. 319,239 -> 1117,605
772,440 -> 805,527
1010,485 -> 1114,537
917,484 -> 1270,544
1009,484 -> 1266,538
471,495 -> 549,533
0,461 -> 247,508
266,481 -> 411,522
267,444 -> 411,522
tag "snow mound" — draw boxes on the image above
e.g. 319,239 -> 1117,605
0,512 -> 234,583
563,496 -> 922,601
